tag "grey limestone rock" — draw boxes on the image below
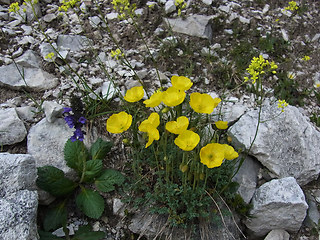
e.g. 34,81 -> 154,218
229,103 -> 320,185
27,118 -> 73,175
0,153 -> 38,240
165,15 -> 214,39
264,229 -> 290,240
0,108 -> 27,145
57,34 -> 92,52
245,177 -> 308,237
42,101 -> 63,123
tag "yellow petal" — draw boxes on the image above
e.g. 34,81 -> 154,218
106,111 -> 132,134
171,75 -> 193,91
165,116 -> 189,134
124,86 -> 144,102
200,143 -> 225,168
222,144 -> 239,160
143,91 -> 163,107
189,92 -> 221,114
215,121 -> 228,130
174,130 -> 200,151
163,87 -> 186,107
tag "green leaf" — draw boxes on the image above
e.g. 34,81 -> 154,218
76,187 -> 104,219
37,166 -> 77,197
43,200 -> 68,231
38,230 -> 62,240
95,169 -> 125,193
89,138 -> 113,160
71,225 -> 105,240
64,139 -> 89,174
82,160 -> 103,183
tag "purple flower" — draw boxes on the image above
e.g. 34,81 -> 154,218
70,127 -> 85,142
78,116 -> 86,124
63,107 -> 72,113
64,115 -> 75,128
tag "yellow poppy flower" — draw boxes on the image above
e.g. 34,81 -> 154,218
215,121 -> 228,130
174,130 -> 200,151
106,111 -> 132,134
189,92 -> 221,114
143,91 -> 163,108
165,116 -> 189,135
163,87 -> 186,107
138,113 -> 160,148
200,143 -> 225,168
124,86 -> 144,102
171,75 -> 193,91
222,144 -> 238,160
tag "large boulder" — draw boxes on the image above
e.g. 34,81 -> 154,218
229,103 -> 320,185
245,177 -> 308,237
0,153 -> 38,240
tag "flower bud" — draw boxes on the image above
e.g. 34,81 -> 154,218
122,138 -> 130,144
161,107 -> 170,113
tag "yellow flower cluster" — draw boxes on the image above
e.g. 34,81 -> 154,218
301,56 -> 311,61
58,0 -> 80,12
111,0 -> 136,19
277,100 -> 289,112
110,48 -> 124,60
9,2 -> 20,13
106,75 -> 238,168
244,55 -> 278,84
174,0 -> 187,16
45,52 -> 55,60
284,1 -> 299,12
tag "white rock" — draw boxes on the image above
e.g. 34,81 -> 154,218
0,108 -> 27,145
27,118 -> 74,175
106,12 -> 118,20
43,13 -> 56,22
262,4 -> 270,15
89,16 -> 101,27
57,34 -> 92,52
15,106 -> 37,122
219,5 -> 231,14
0,153 -> 38,240
245,177 -> 308,237
311,33 -> 320,42
202,0 -> 212,5
165,15 -> 213,39
229,103 -> 320,185
232,156 -> 260,203
164,0 -> 176,14
239,16 -> 250,24
101,81 -> 117,100
113,198 -> 125,217
42,101 -> 63,123
281,28 -> 289,42
264,229 -> 290,240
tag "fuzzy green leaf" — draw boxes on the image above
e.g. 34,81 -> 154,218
71,225 -> 105,240
37,166 -> 77,197
89,138 -> 113,160
76,188 -> 104,219
82,160 -> 103,183
64,139 -> 89,174
95,169 -> 125,193
43,200 -> 68,232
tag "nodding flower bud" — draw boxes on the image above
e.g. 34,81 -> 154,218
122,138 -> 129,144
227,136 -> 232,143
161,107 -> 170,113
179,164 -> 188,173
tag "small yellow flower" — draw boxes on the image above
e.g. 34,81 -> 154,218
301,56 -> 311,61
107,111 -> 132,134
171,75 -> 193,91
143,91 -> 163,108
174,130 -> 200,151
314,81 -> 320,88
277,99 -> 289,112
163,87 -> 186,107
124,86 -> 144,103
215,121 -> 228,130
110,48 -> 124,59
165,116 -> 189,135
45,52 -> 55,60
189,92 -> 221,114
222,144 -> 238,160
9,2 -> 20,13
138,113 -> 160,148
200,143 -> 225,168
284,1 -> 299,12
